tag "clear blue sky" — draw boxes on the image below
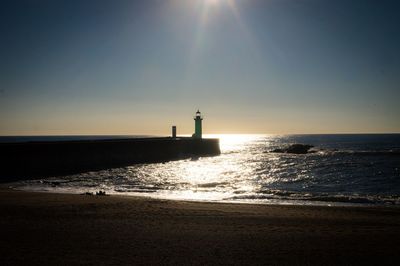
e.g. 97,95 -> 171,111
1,0 -> 399,135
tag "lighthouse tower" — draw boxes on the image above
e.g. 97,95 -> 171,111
193,110 -> 203,139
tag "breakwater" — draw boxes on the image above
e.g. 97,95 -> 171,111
0,137 -> 220,181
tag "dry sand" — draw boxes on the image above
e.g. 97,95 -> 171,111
1,188 -> 399,265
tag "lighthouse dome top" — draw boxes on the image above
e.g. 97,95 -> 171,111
195,110 -> 202,117
194,109 -> 203,120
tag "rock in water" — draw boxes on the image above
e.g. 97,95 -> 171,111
271,144 -> 314,154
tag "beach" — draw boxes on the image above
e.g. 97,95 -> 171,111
1,188 -> 399,265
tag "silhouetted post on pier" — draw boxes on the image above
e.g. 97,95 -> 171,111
172,126 -> 177,138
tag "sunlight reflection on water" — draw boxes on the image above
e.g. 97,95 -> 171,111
14,134 -> 400,206
123,134 -> 268,201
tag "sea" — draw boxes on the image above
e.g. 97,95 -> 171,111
3,134 -> 400,206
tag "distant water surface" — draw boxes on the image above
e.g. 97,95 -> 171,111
0,135 -> 155,143
8,134 -> 400,206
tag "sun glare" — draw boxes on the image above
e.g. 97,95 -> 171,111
205,0 -> 220,5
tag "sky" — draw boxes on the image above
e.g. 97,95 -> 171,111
1,0 -> 399,135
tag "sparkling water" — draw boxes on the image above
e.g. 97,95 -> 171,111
8,134 -> 400,206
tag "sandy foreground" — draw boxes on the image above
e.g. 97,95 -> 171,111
1,188 -> 399,265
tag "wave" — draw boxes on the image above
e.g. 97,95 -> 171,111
266,147 -> 400,157
226,191 -> 400,206
306,149 -> 400,157
114,188 -> 158,193
332,150 -> 400,156
196,182 -> 230,188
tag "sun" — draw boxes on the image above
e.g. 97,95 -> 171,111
205,0 -> 220,5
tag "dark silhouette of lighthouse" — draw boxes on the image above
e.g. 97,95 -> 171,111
193,110 -> 203,139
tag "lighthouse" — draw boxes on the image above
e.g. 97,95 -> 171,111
193,110 -> 203,139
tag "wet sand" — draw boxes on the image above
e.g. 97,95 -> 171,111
1,188 -> 399,265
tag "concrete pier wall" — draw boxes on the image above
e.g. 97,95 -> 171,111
0,137 -> 220,181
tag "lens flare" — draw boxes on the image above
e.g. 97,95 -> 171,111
184,0 -> 258,80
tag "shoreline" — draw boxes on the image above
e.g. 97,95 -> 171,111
7,183 -> 400,208
1,187 -> 400,265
